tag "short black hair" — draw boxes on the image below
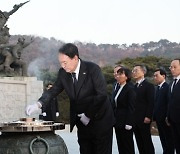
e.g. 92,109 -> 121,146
117,67 -> 132,82
155,68 -> 167,78
59,43 -> 79,58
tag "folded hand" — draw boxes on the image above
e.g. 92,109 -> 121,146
78,113 -> 90,126
125,125 -> 132,130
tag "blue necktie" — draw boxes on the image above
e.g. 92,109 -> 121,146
155,86 -> 160,100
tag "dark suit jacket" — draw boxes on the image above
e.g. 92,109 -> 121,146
39,60 -> 115,133
153,82 -> 169,122
168,79 -> 180,123
113,84 -> 136,128
134,79 -> 155,125
42,97 -> 59,121
111,82 -> 118,103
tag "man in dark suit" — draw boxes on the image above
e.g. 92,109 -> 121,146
111,64 -> 124,102
26,43 -> 115,154
153,68 -> 174,154
168,59 -> 180,154
132,65 -> 155,154
41,83 -> 59,121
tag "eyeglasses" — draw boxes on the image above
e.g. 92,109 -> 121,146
132,69 -> 139,73
169,66 -> 177,70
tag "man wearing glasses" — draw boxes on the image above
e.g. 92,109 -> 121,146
132,65 -> 155,154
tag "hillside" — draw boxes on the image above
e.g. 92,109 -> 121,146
9,35 -> 180,76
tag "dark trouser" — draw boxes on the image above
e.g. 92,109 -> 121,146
115,126 -> 135,154
156,120 -> 175,154
76,121 -> 113,154
133,123 -> 155,154
170,122 -> 180,154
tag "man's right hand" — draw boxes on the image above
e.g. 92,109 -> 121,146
26,103 -> 40,116
144,117 -> 151,124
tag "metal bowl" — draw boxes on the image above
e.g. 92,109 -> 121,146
19,117 -> 35,122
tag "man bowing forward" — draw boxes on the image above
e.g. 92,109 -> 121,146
26,43 -> 115,154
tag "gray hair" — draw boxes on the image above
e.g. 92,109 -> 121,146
135,64 -> 147,74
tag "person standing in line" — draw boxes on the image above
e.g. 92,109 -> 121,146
112,65 -> 133,92
153,68 -> 175,154
41,83 -> 59,121
112,67 -> 135,154
168,59 -> 180,154
132,65 -> 155,154
111,65 -> 124,102
26,43 -> 115,154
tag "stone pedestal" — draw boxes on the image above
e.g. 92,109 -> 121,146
0,77 -> 43,122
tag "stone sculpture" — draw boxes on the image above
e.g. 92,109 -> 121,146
0,1 -> 30,76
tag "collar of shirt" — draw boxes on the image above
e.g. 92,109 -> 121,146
174,75 -> 180,83
73,59 -> 81,80
136,78 -> 145,85
158,80 -> 165,88
114,83 -> 126,103
120,83 -> 126,87
115,83 -> 126,97
114,82 -> 118,89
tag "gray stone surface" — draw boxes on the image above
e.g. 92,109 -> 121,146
57,125 -> 163,154
0,77 -> 43,122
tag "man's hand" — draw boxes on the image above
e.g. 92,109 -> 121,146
78,113 -> 90,126
144,117 -> 151,124
56,112 -> 59,117
42,112 -> 47,116
125,125 -> 132,130
26,102 -> 41,115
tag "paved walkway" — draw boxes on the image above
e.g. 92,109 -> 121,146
56,125 -> 163,154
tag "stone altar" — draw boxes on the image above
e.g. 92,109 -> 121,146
0,1 -> 43,122
0,77 -> 43,122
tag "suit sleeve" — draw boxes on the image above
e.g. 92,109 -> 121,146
85,65 -> 108,119
145,83 -> 155,119
54,97 -> 59,112
126,88 -> 136,125
38,70 -> 64,106
41,104 -> 46,113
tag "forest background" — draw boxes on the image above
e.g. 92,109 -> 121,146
9,35 -> 179,128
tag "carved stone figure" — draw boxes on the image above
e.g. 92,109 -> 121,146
0,26 -> 10,44
0,37 -> 34,76
0,1 -> 30,76
0,1 -> 30,29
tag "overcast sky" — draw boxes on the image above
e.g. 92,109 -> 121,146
1,0 -> 180,45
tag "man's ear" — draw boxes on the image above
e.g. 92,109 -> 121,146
74,55 -> 79,60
